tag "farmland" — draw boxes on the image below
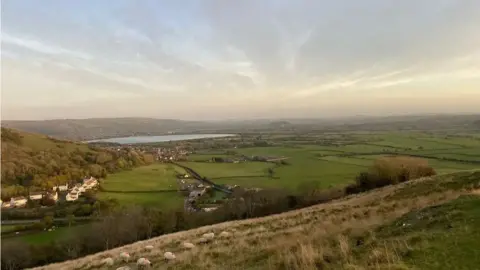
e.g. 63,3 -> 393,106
97,163 -> 185,208
174,132 -> 479,192
77,131 -> 480,205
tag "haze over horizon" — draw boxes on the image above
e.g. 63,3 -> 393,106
2,0 -> 480,121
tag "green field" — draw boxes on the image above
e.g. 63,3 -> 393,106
97,191 -> 183,208
180,162 -> 272,178
97,163 -> 185,208
101,163 -> 182,191
186,132 -> 480,191
2,224 -> 89,245
101,132 -> 479,201
1,225 -> 20,234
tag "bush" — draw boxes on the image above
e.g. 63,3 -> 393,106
346,156 -> 436,195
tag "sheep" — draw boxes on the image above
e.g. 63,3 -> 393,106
164,251 -> 176,261
198,237 -> 209,244
101,257 -> 114,266
145,245 -> 154,251
219,231 -> 231,238
202,232 -> 215,240
182,242 -> 195,249
119,252 -> 130,262
137,258 -> 151,268
116,267 -> 131,270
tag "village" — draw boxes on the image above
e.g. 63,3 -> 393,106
1,177 -> 99,208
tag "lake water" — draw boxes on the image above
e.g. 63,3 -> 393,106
87,134 -> 235,144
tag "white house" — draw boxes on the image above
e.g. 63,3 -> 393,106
10,197 -> 27,207
82,177 -> 98,190
29,192 -> 43,201
48,192 -> 59,202
66,192 -> 78,201
53,184 -> 69,192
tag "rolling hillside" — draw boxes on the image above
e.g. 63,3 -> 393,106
31,170 -> 480,270
1,128 -> 154,199
1,118 -> 207,141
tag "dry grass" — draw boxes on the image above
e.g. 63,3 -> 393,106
30,171 -> 479,270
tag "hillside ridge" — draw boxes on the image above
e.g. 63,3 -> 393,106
30,170 -> 480,270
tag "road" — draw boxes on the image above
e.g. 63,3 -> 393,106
172,162 -> 232,194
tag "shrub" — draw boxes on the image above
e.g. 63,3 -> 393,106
345,156 -> 436,195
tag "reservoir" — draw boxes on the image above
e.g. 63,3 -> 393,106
86,134 -> 235,144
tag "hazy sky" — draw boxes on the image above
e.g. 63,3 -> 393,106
1,0 -> 480,120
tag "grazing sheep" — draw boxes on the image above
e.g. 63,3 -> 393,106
145,245 -> 154,251
202,232 -> 215,240
183,242 -> 195,249
198,237 -> 209,244
219,231 -> 231,238
119,252 -> 130,262
116,267 -> 131,270
164,251 -> 176,261
101,257 -> 114,266
137,258 -> 151,268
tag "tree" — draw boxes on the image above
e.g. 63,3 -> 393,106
42,215 -> 54,229
267,168 -> 275,179
66,214 -> 75,227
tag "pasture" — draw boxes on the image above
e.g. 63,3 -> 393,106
97,163 -> 185,208
100,163 -> 182,191
2,224 -> 89,245
97,132 -> 479,202
184,132 -> 480,192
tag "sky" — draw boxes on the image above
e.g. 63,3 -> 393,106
1,0 -> 480,120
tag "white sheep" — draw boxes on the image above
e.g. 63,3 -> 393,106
198,237 -> 209,244
219,231 -> 231,238
119,252 -> 130,262
145,245 -> 154,251
137,258 -> 151,268
202,232 -> 215,240
116,266 -> 131,270
182,242 -> 195,249
101,257 -> 114,266
164,251 -> 176,261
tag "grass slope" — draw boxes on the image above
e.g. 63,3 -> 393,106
33,170 -> 480,270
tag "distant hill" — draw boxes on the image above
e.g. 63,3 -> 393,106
2,114 -> 479,140
32,170 -> 480,270
1,118 -> 208,141
0,127 -> 154,199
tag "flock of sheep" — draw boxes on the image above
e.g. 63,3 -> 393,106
99,230 -> 232,269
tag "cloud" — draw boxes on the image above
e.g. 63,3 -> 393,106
2,32 -> 92,60
1,0 -> 480,120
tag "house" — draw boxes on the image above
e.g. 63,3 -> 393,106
10,197 -> 28,207
48,192 -> 59,202
1,201 -> 11,208
82,177 -> 98,189
53,184 -> 69,192
189,190 -> 205,198
29,192 -> 44,201
66,192 -> 78,201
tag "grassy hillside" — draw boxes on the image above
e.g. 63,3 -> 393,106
32,170 -> 480,270
0,128 -> 154,199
